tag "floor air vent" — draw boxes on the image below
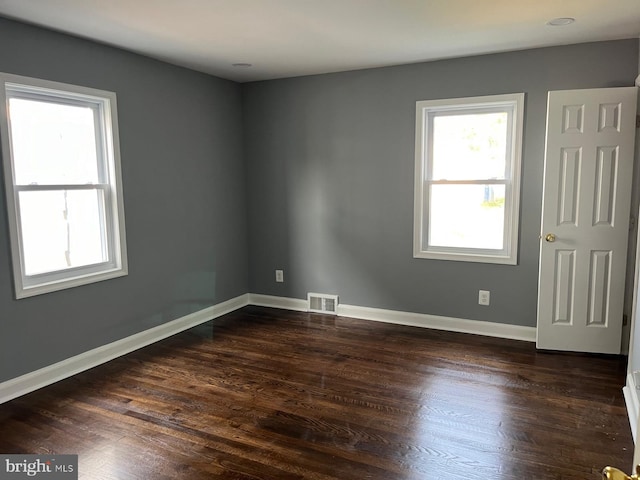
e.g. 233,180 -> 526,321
307,293 -> 339,314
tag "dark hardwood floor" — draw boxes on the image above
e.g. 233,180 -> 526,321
0,306 -> 633,479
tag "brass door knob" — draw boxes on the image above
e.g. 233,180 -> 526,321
544,233 -> 556,242
602,465 -> 640,479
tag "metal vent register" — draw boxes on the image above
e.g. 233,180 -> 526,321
307,293 -> 338,314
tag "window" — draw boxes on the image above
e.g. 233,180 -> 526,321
414,93 -> 524,264
0,73 -> 127,298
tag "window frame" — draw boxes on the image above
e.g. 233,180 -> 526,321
413,93 -> 524,265
0,73 -> 128,298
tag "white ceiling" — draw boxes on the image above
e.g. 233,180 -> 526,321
0,0 -> 638,83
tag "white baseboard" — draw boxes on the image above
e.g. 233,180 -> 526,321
0,292 -> 537,405
624,372 -> 639,442
0,293 -> 249,405
339,303 -> 537,342
249,293 -> 308,311
248,294 -> 537,342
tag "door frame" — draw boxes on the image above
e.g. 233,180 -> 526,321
621,92 -> 640,470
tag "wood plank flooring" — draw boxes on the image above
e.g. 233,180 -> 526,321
0,306 -> 633,479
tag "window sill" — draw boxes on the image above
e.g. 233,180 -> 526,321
413,250 -> 517,265
17,267 -> 128,299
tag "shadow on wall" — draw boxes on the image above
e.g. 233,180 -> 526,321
287,154 -> 394,306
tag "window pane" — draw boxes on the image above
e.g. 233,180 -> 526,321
19,190 -> 107,275
428,184 -> 505,250
9,98 -> 100,185
432,112 -> 508,181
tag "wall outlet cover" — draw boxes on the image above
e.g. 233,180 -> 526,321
478,290 -> 490,306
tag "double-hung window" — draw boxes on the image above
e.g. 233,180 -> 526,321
0,73 -> 127,298
414,93 -> 524,264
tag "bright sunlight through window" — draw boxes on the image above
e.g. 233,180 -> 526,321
414,94 -> 524,264
0,73 -> 128,298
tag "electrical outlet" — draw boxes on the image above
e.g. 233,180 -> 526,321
275,270 -> 284,283
478,290 -> 490,306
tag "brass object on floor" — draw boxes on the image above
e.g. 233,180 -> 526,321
603,465 -> 640,480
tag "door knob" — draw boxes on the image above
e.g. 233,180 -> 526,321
544,233 -> 556,242
602,465 -> 640,479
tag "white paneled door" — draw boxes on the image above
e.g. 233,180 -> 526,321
537,87 -> 638,354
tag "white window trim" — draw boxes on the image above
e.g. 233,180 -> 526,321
413,93 -> 525,265
0,73 -> 128,298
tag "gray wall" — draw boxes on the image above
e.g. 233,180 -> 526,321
0,18 -> 248,382
1,16 -> 637,385
244,39 -> 639,327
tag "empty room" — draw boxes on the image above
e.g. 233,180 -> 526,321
1,1 -> 640,479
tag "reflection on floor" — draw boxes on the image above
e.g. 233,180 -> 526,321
0,306 -> 632,479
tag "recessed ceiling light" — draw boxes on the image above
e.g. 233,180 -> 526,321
232,63 -> 252,68
547,17 -> 575,26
